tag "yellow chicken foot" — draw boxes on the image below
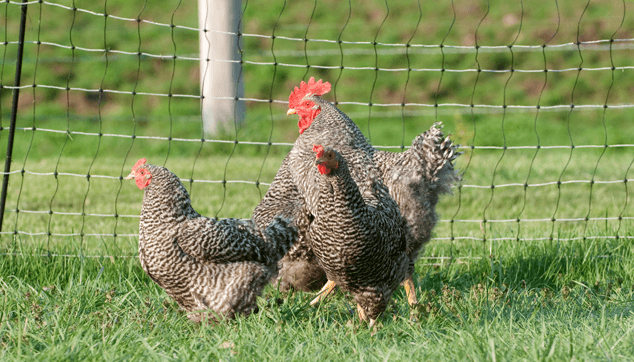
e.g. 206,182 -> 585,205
401,276 -> 418,306
309,280 -> 337,307
357,303 -> 368,321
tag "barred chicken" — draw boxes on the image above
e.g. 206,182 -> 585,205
254,78 -> 460,307
251,158 -> 327,292
373,126 -> 460,305
127,158 -> 297,322
309,145 -> 408,325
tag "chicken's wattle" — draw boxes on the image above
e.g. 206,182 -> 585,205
135,170 -> 151,190
317,164 -> 330,175
298,106 -> 321,134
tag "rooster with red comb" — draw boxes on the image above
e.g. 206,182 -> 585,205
287,77 -> 331,134
253,77 -> 461,318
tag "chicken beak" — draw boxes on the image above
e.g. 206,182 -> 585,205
286,108 -> 297,116
314,158 -> 324,166
125,171 -> 135,180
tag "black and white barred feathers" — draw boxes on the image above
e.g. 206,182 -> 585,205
310,145 -> 409,321
131,161 -> 297,322
253,89 -> 461,294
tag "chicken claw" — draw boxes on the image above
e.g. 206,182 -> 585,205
309,280 -> 337,307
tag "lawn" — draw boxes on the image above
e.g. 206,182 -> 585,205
0,149 -> 633,360
0,224 -> 633,360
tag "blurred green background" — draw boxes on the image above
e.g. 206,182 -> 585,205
1,0 -> 633,253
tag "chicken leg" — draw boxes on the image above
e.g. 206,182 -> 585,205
309,280 -> 337,307
310,277 -> 418,308
401,276 -> 418,306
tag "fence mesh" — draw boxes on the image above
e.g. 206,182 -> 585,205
1,0 -> 633,261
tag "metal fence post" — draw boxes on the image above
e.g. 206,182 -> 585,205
0,0 -> 28,233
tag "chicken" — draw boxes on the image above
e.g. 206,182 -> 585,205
254,78 -> 387,293
373,125 -> 460,305
252,157 -> 327,292
309,145 -> 408,325
127,158 -> 297,322
254,78 -> 460,305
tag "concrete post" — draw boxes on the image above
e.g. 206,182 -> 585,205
198,0 -> 244,135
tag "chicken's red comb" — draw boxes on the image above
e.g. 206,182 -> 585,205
312,145 -> 325,158
132,158 -> 147,172
289,77 -> 331,108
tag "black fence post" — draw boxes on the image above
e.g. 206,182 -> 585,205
0,0 -> 29,233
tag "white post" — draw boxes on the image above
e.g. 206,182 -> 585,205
198,0 -> 245,135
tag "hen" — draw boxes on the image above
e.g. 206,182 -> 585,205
252,158 -> 327,292
127,158 -> 297,322
254,78 -> 460,306
373,126 -> 460,304
308,145 -> 408,325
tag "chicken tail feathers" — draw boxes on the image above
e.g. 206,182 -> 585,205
410,122 -> 462,194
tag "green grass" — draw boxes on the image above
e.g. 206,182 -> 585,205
1,233 -> 633,360
0,150 -> 633,359
1,149 -> 632,254
2,0 -> 634,147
